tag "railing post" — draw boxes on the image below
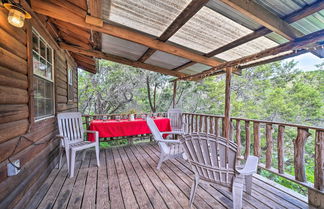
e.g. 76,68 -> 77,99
245,121 -> 250,159
294,128 -> 310,182
266,124 -> 273,168
236,120 -> 241,157
253,122 -> 261,157
215,117 -> 219,137
315,130 -> 324,190
277,125 -> 285,174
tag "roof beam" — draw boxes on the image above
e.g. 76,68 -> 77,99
31,0 -> 221,67
60,43 -> 189,77
178,29 -> 324,81
88,0 -> 102,50
172,1 -> 324,71
217,0 -> 303,40
138,0 -> 208,62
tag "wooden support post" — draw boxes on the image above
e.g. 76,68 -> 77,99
172,81 -> 177,108
215,117 -> 219,136
253,122 -> 261,157
224,68 -> 232,140
278,125 -> 285,174
265,124 -> 273,168
315,130 -> 324,190
294,128 -> 310,182
245,121 -> 250,159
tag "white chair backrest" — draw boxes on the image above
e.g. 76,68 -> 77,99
146,116 -> 164,141
167,108 -> 183,131
180,133 -> 237,186
57,112 -> 84,143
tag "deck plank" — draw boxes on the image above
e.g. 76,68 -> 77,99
27,143 -> 310,209
123,146 -> 169,209
118,147 -> 154,209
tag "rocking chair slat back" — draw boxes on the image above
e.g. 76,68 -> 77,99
58,112 -> 84,143
180,133 -> 237,186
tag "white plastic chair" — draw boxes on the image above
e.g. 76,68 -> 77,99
180,133 -> 258,209
166,108 -> 185,134
146,116 -> 185,169
57,112 -> 100,178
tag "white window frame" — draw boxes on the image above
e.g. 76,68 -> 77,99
32,28 -> 55,121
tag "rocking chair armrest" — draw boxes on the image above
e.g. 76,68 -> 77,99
236,155 -> 259,176
156,139 -> 181,144
161,131 -> 183,135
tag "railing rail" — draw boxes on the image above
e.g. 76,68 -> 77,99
182,112 -> 324,192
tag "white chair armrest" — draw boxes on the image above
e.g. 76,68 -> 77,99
236,155 -> 258,175
161,131 -> 184,135
84,130 -> 99,142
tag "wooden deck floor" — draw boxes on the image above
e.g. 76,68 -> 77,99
26,142 -> 309,209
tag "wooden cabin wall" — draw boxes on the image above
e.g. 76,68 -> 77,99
0,7 -> 78,209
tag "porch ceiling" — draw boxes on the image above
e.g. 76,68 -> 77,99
30,0 -> 324,78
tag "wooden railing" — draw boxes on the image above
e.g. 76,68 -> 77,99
182,113 -> 324,192
82,112 -> 324,192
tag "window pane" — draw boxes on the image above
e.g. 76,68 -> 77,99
39,57 -> 47,77
45,99 -> 53,115
38,98 -> 45,117
47,48 -> 52,63
40,40 -> 46,58
46,63 -> 52,80
33,52 -> 42,76
45,80 -> 53,99
37,78 -> 45,98
32,33 -> 39,52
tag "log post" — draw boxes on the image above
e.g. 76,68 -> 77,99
245,121 -> 250,159
294,128 -> 310,182
172,81 -> 177,108
224,67 -> 232,140
277,125 -> 285,174
215,117 -> 219,136
315,130 -> 324,190
253,122 -> 261,157
265,124 -> 273,168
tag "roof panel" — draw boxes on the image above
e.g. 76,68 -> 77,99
215,37 -> 279,61
291,11 -> 324,35
101,34 -> 148,61
168,6 -> 253,53
102,0 -> 191,37
144,51 -> 190,70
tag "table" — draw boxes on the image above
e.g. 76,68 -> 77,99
88,117 -> 171,141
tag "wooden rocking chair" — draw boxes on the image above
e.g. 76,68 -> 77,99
180,133 -> 258,209
146,116 -> 185,169
57,112 -> 100,178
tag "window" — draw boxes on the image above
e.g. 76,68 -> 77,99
32,29 -> 54,120
67,67 -> 74,103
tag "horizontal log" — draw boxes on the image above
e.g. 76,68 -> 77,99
0,104 -> 29,124
56,86 -> 67,96
0,86 -> 28,104
0,66 -> 27,83
0,119 -> 29,144
0,74 -> 28,90
57,95 -> 68,103
0,28 -> 27,59
57,103 -> 78,112
56,79 -> 68,89
0,121 -> 55,163
0,47 -> 27,75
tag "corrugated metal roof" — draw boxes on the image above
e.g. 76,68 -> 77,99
99,0 -> 323,77
102,34 -> 148,61
144,51 -> 190,70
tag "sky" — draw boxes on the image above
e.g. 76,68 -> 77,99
286,52 -> 323,72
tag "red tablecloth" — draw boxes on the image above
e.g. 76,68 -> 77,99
88,117 -> 171,141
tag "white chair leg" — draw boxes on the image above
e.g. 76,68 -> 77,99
189,175 -> 199,207
157,153 -> 165,170
65,147 -> 70,173
70,150 -> 76,178
232,175 -> 244,209
95,145 -> 100,167
245,174 -> 253,195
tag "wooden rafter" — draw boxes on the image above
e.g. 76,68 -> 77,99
172,1 -> 324,72
238,50 -> 308,69
88,0 -> 102,50
137,0 -> 208,62
30,0 -> 222,67
60,43 -> 189,77
218,0 -> 303,40
178,29 -> 324,81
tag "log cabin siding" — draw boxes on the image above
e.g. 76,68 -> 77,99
0,7 -> 79,208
